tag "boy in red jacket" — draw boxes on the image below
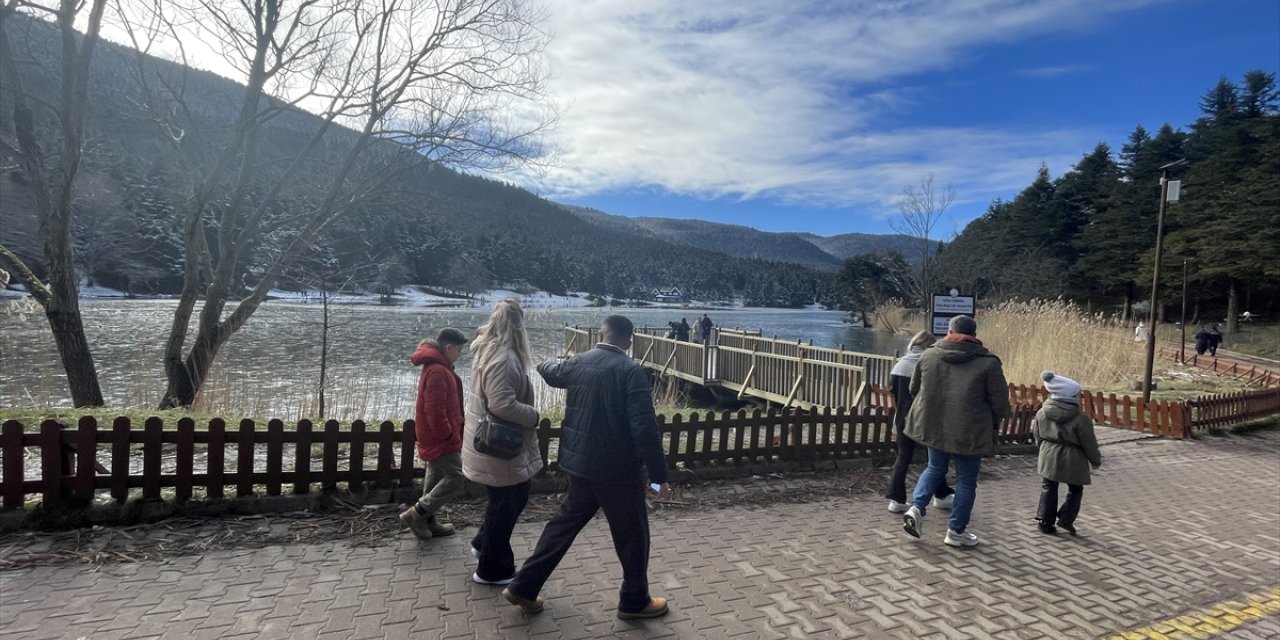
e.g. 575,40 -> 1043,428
401,328 -> 469,540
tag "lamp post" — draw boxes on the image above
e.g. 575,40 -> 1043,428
1179,258 -> 1193,364
1142,159 -> 1187,402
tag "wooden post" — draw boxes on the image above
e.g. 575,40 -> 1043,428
2,421 -> 24,509
175,418 -> 195,502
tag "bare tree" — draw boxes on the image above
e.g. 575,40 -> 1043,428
0,0 -> 110,406
117,0 -> 555,407
889,173 -> 956,312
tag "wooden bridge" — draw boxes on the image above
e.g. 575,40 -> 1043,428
561,326 -> 897,411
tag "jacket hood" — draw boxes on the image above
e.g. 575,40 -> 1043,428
934,339 -> 996,363
1042,398 -> 1081,422
890,346 -> 926,377
411,342 -> 453,368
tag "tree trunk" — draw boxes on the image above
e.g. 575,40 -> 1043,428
159,327 -> 225,408
1226,280 -> 1239,334
46,285 -> 104,407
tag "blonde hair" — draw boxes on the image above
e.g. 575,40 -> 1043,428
471,298 -> 531,372
908,330 -> 936,350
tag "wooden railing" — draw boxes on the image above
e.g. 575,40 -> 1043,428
563,325 -> 890,411
0,406 -> 1040,512
1158,346 -> 1280,388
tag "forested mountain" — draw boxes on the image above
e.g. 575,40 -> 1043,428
566,207 -> 928,271
0,13 -> 833,308
931,71 -> 1279,328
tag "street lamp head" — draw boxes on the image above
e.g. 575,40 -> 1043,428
1160,158 -> 1188,171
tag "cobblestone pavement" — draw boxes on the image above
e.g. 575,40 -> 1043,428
2,427 -> 1277,639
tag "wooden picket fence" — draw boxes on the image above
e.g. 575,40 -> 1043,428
3,384 -> 1274,513
0,406 -> 1039,512
1185,388 -> 1280,430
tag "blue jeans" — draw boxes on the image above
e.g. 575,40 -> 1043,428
911,448 -> 981,534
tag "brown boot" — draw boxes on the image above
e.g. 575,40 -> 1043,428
399,506 -> 432,540
502,588 -> 545,614
426,514 -> 455,537
618,597 -> 669,619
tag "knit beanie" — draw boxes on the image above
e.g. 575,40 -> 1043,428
1041,371 -> 1081,401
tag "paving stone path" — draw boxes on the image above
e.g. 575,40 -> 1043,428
2,426 -> 1277,639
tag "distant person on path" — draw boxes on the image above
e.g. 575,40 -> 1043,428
462,299 -> 542,585
502,315 -> 671,619
901,315 -> 1011,548
1208,324 -> 1222,357
699,313 -> 714,344
1194,325 -> 1211,355
400,328 -> 470,541
677,317 -> 691,342
1134,322 -> 1149,343
885,331 -> 954,514
1033,371 -> 1101,536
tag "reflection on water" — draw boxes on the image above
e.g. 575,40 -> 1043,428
0,299 -> 906,418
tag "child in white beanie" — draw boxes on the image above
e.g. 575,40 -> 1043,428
1033,371 -> 1102,535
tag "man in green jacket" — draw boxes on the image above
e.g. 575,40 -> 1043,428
901,315 -> 1011,547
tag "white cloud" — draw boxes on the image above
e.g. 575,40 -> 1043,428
512,0 -> 1162,216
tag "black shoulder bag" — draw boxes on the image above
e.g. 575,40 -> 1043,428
474,389 -> 525,460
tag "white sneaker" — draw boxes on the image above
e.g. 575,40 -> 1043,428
931,494 -> 955,510
944,529 -> 979,547
902,506 -> 924,538
473,572 -> 515,585
887,500 -> 909,514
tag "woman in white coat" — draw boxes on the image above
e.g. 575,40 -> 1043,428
462,299 -> 543,585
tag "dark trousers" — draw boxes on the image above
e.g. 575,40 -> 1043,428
471,481 -> 531,582
1037,478 -> 1084,526
886,431 -> 953,503
508,474 -> 652,613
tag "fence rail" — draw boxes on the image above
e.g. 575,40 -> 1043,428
563,326 -> 893,411
1158,346 -> 1280,388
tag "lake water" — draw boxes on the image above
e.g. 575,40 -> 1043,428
0,299 -> 906,418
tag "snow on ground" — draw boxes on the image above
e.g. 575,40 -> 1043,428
0,280 -> 760,310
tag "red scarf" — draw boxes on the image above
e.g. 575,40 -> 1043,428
944,331 -> 983,346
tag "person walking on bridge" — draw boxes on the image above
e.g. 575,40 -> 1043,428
901,315 -> 1010,548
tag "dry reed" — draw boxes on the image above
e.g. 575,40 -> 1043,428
977,299 -> 1147,388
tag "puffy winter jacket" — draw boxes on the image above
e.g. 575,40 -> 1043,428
1033,399 -> 1102,485
411,342 -> 464,461
536,343 -> 668,485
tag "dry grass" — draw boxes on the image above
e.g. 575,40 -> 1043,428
978,299 -> 1146,389
869,299 -> 916,334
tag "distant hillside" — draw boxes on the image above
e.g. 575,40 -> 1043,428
567,207 -> 936,270
0,13 -> 832,308
798,232 -> 935,265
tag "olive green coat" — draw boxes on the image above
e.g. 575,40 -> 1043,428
903,340 -> 1011,456
1033,399 -> 1102,486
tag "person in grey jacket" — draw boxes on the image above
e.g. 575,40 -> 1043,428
462,299 -> 542,585
503,315 -> 671,619
1034,371 -> 1102,536
901,315 -> 1011,548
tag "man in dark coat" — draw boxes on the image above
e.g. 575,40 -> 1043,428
503,315 -> 671,619
901,315 -> 1010,548
1207,324 -> 1223,356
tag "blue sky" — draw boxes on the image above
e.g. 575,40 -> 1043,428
514,0 -> 1280,237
